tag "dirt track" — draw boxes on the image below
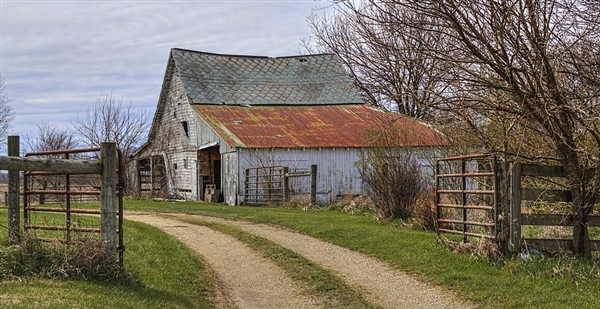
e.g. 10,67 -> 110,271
127,212 -> 474,309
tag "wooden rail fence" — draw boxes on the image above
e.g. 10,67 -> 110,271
1,136 -> 122,261
436,153 -> 600,254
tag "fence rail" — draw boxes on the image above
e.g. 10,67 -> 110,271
510,163 -> 600,252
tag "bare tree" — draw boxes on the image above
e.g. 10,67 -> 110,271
24,122 -> 79,204
305,2 -> 449,120
71,92 -> 149,159
318,0 -> 600,256
0,75 -> 15,148
24,122 -> 78,154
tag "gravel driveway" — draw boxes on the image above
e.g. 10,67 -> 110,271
127,212 -> 474,309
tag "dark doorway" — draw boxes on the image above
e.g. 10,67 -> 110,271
197,145 -> 221,201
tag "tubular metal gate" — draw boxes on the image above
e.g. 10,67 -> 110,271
435,153 -> 500,243
23,147 -> 125,264
243,165 -> 284,206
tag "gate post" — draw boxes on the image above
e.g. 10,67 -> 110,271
282,166 -> 289,202
100,142 -> 117,256
7,136 -> 20,243
509,162 -> 522,252
498,159 -> 510,254
310,165 -> 317,206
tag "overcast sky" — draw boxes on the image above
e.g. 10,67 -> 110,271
0,0 -> 331,147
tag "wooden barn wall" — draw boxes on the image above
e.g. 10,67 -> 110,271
237,147 -> 362,205
235,147 -> 440,205
222,151 -> 239,205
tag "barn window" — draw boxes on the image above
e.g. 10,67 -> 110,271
182,121 -> 189,138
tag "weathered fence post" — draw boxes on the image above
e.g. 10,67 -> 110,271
100,142 -> 117,256
7,136 -> 20,243
282,166 -> 289,202
509,162 -> 522,252
499,159 -> 511,254
310,164 -> 317,206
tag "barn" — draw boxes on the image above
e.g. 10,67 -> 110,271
131,48 -> 446,205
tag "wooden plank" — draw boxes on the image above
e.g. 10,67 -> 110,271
0,156 -> 102,174
7,136 -> 20,243
100,143 -> 117,256
521,189 -> 571,202
523,239 -> 572,251
521,214 -> 600,227
520,164 -> 564,177
510,163 -> 522,251
523,239 -> 600,252
522,214 -> 572,226
587,216 -> 600,226
310,164 -> 317,206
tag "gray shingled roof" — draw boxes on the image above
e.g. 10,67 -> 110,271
171,48 -> 364,105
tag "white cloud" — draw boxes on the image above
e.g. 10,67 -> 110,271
1,0 -> 329,138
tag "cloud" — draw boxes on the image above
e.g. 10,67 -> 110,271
1,1 -> 328,139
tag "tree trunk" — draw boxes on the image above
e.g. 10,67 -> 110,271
559,144 -> 592,258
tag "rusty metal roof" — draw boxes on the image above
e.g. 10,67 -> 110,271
171,48 -> 363,105
194,104 -> 447,148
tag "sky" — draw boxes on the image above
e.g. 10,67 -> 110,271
0,0 -> 332,148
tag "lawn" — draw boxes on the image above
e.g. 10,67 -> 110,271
2,199 -> 600,308
0,207 -> 218,309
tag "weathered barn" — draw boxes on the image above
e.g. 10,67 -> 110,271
131,48 -> 446,205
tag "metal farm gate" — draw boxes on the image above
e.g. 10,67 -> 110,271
243,165 -> 318,206
22,147 -> 124,263
436,154 -> 500,243
243,166 -> 284,206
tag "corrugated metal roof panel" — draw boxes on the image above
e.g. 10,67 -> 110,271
194,104 -> 447,148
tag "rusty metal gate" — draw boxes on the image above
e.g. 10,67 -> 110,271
435,153 -> 500,242
23,147 -> 124,264
243,165 -> 284,205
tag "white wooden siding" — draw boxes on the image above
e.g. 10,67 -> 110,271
237,147 -> 363,205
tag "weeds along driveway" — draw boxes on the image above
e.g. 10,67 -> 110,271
127,212 -> 474,309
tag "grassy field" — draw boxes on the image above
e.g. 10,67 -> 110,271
0,206 -> 220,309
2,199 -> 600,308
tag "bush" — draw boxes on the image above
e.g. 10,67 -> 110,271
356,144 -> 425,220
412,191 -> 437,230
0,234 -> 136,284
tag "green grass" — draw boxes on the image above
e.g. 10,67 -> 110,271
5,198 -> 600,308
120,199 -> 600,308
0,207 -> 220,309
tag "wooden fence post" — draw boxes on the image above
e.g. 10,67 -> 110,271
509,162 -> 522,252
499,159 -> 511,254
100,142 -> 117,256
282,166 -> 289,202
310,165 -> 317,206
7,136 -> 20,243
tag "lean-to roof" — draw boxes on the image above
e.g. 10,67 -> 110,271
194,104 -> 447,148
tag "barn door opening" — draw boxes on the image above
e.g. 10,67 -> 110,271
137,155 -> 168,198
197,145 -> 221,202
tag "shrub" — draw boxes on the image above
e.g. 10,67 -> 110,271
0,234 -> 136,284
356,145 -> 425,220
412,191 -> 437,231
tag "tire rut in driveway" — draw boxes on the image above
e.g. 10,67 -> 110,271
173,214 -> 475,309
127,213 -> 323,309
